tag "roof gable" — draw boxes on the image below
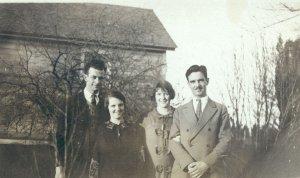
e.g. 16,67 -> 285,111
0,3 -> 176,50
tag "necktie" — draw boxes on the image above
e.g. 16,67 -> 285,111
91,94 -> 96,106
196,99 -> 202,119
90,94 -> 97,116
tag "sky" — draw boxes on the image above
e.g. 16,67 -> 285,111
2,0 -> 300,125
87,0 -> 299,126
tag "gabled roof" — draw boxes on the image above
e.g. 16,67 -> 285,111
0,3 -> 176,50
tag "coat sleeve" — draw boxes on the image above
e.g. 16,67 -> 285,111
55,114 -> 65,167
55,94 -> 77,167
136,123 -> 154,178
55,96 -> 73,167
169,109 -> 194,171
202,105 -> 232,167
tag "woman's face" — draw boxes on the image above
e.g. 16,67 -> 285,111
108,96 -> 125,120
155,88 -> 171,109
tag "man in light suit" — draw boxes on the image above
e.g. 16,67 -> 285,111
169,65 -> 231,178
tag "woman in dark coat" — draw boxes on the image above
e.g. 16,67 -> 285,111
89,90 -> 147,178
142,80 -> 175,178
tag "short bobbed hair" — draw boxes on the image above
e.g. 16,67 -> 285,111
104,90 -> 126,109
151,80 -> 175,101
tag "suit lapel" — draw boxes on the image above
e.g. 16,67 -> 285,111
182,100 -> 198,124
188,98 -> 218,145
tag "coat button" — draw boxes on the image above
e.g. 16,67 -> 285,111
186,129 -> 189,132
208,128 -> 211,131
156,165 -> 163,173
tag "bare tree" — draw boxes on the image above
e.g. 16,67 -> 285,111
252,37 -> 279,152
227,53 -> 247,138
0,4 -> 167,178
263,2 -> 300,28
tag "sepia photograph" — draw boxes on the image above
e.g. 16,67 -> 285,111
0,0 -> 299,178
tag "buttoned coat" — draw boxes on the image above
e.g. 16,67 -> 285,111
169,98 -> 231,178
142,108 -> 175,178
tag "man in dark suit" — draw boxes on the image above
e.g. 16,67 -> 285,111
55,53 -> 107,178
169,65 -> 231,178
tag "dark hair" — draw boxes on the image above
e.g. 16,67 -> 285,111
104,90 -> 126,109
185,65 -> 208,80
151,80 -> 175,101
84,53 -> 107,74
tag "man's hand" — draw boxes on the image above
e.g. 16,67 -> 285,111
187,161 -> 209,178
55,166 -> 65,178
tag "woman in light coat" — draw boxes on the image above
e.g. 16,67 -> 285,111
142,80 -> 175,178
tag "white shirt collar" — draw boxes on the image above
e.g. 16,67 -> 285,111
84,88 -> 99,105
192,95 -> 209,113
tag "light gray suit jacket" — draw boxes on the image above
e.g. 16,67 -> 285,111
169,98 -> 231,178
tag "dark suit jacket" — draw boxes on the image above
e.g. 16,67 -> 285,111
56,91 -> 106,178
169,98 -> 231,178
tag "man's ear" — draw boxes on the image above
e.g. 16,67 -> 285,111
206,78 -> 209,84
83,73 -> 88,82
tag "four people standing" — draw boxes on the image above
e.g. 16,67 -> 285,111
57,54 -> 231,178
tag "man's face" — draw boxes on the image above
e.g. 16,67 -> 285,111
187,71 -> 208,98
84,67 -> 106,93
